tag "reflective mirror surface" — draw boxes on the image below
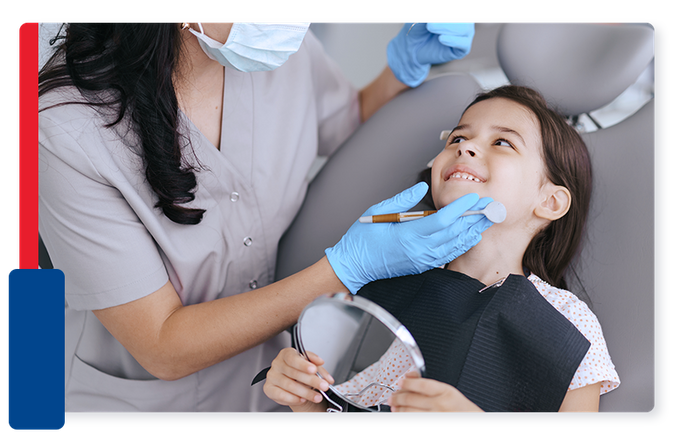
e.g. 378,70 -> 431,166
294,293 -> 425,411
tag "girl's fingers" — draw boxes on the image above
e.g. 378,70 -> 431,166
396,370 -> 422,388
265,349 -> 330,406
316,365 -> 334,385
389,374 -> 481,412
264,379 -> 323,405
388,375 -> 425,411
267,348 -> 328,390
303,350 -> 335,384
279,362 -> 330,392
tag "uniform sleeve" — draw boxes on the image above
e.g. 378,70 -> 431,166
39,106 -> 169,311
304,31 -> 361,157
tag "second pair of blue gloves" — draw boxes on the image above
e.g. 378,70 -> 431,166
387,23 -> 475,88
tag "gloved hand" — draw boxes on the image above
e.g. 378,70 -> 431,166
325,182 -> 493,294
387,23 -> 475,88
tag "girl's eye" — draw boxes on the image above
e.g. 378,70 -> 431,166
450,135 -> 466,144
494,139 -> 512,148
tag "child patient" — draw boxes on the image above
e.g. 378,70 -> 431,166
263,85 -> 620,412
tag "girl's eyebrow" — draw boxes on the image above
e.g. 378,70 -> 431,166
449,124 -> 527,147
491,125 -> 527,146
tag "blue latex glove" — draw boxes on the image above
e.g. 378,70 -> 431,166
325,182 -> 493,294
387,23 -> 475,88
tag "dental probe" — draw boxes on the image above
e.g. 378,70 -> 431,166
359,200 -> 507,224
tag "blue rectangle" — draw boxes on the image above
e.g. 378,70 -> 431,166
9,269 -> 65,430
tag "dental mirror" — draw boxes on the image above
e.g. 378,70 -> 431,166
294,293 -> 425,412
462,200 -> 507,223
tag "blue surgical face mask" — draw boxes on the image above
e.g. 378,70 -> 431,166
188,22 -> 310,72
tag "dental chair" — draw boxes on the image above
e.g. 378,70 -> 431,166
276,23 -> 655,412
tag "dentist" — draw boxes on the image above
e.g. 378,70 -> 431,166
39,23 -> 485,411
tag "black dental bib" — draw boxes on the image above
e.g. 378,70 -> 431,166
356,269 -> 591,412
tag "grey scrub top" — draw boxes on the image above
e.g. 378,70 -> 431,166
38,31 -> 361,412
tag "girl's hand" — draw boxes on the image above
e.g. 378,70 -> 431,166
387,371 -> 483,412
263,348 -> 334,412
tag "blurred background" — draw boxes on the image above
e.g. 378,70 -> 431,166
39,23 -> 654,134
311,23 -> 653,132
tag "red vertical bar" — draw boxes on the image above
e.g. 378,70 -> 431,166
19,23 -> 39,270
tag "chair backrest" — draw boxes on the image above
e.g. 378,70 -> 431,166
277,23 -> 655,412
575,100 -> 654,412
275,73 -> 483,280
497,23 -> 654,116
496,23 -> 655,412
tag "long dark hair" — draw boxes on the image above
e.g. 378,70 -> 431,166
420,85 -> 593,290
39,23 -> 205,225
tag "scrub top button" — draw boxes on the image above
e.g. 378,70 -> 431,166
230,192 -> 240,202
243,237 -> 253,246
249,280 -> 258,289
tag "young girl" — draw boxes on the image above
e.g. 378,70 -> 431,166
262,85 -> 620,412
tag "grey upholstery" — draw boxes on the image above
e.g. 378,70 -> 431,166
496,23 -> 655,412
497,23 -> 654,116
277,24 -> 654,412
573,100 -> 654,412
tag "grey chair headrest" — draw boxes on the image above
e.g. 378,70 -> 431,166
497,23 -> 654,116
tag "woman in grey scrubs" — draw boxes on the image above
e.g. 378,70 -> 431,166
38,23 -> 488,411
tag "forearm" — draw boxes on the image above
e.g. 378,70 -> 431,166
95,257 -> 347,381
358,65 -> 409,122
558,383 -> 601,412
163,258 -> 345,377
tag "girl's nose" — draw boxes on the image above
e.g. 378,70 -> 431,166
455,136 -> 481,157
456,147 -> 477,157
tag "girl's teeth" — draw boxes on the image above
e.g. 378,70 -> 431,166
450,172 -> 482,183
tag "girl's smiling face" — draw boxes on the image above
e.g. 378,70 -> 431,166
430,97 -> 548,228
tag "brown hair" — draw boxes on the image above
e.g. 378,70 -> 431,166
420,85 -> 592,290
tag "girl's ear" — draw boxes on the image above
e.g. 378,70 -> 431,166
534,184 -> 571,221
